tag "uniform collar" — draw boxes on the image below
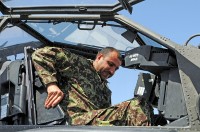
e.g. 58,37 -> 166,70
88,59 -> 108,83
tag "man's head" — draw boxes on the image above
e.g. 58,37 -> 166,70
93,47 -> 122,80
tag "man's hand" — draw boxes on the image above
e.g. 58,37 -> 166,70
45,83 -> 64,109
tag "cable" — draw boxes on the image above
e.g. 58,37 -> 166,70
184,34 -> 200,46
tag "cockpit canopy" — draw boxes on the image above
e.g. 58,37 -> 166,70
0,0 -> 163,60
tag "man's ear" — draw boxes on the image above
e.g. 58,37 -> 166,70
96,53 -> 103,60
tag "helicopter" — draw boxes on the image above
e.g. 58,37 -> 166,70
0,0 -> 200,131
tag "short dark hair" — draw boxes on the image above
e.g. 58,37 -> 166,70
97,47 -> 122,61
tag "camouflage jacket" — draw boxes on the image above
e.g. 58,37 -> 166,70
32,46 -> 111,118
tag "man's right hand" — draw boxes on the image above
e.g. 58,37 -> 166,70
45,83 -> 64,109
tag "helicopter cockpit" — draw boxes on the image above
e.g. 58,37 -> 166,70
1,0 -> 200,132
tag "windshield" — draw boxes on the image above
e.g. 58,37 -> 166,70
2,0 -> 118,7
0,0 -> 163,51
26,21 -> 139,51
0,26 -> 37,48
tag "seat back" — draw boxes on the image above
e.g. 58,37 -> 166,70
0,47 -> 67,125
25,47 -> 67,125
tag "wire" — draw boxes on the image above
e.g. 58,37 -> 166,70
184,34 -> 200,46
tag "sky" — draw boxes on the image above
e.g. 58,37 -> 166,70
108,0 -> 200,105
1,0 -> 200,106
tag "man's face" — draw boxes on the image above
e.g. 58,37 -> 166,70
95,51 -> 122,79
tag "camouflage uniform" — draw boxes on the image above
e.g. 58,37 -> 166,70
32,46 -> 153,126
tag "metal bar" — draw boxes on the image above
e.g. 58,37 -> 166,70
0,0 -> 144,15
1,5 -> 115,15
0,17 -> 9,32
113,0 -> 144,14
4,14 -> 104,21
0,2 -> 9,14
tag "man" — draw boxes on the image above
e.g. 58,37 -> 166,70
32,46 -> 153,126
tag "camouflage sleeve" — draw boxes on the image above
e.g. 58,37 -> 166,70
32,46 -> 71,86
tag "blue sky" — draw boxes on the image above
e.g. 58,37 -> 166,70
108,0 -> 200,105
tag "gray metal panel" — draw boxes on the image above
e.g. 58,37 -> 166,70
175,45 -> 200,129
158,70 -> 169,112
0,125 -> 193,132
165,68 -> 187,120
167,116 -> 189,127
